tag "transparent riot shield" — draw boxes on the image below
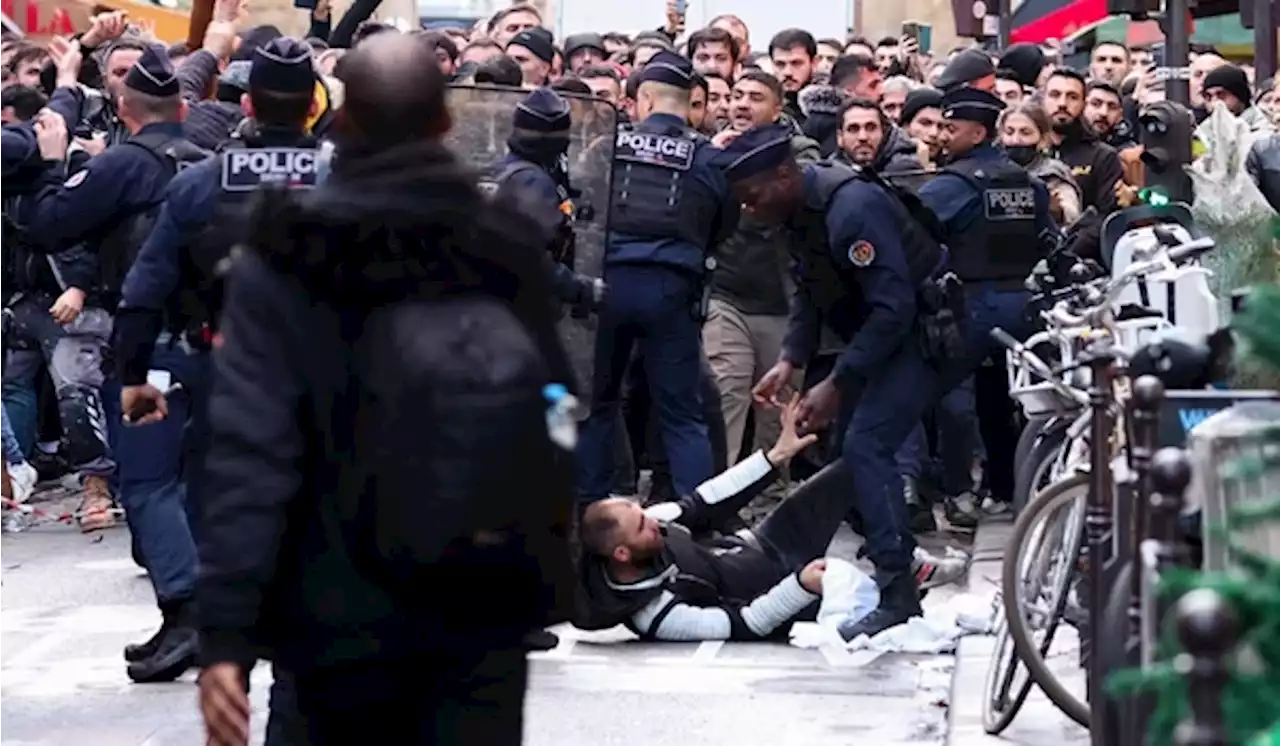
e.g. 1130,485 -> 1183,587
445,85 -> 617,411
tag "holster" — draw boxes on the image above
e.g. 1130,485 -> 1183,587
916,271 -> 967,367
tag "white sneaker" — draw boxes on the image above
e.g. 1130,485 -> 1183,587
8,462 -> 38,504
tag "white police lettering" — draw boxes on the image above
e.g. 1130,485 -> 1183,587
984,187 -> 1035,221
220,148 -> 319,192
614,131 -> 695,171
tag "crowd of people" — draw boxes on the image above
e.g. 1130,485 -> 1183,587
2,0 -> 1280,744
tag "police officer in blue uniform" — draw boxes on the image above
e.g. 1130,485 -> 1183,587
917,87 -> 1056,523
108,40 -> 319,724
487,87 -> 603,315
721,123 -> 946,641
576,50 -> 737,502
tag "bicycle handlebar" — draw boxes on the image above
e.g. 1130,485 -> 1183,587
990,327 -> 1090,406
1041,235 -> 1216,330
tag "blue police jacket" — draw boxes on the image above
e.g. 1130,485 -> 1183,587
491,152 -> 589,303
782,167 -> 920,384
605,112 -> 732,274
24,121 -> 189,253
917,142 -> 1056,251
114,129 -> 313,386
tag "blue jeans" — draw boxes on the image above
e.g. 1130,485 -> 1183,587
105,343 -> 209,603
1,376 -> 38,461
2,403 -> 25,465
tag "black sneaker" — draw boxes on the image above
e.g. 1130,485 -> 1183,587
943,491 -> 982,531
126,602 -> 199,684
836,572 -> 923,642
522,629 -> 560,652
123,623 -> 167,663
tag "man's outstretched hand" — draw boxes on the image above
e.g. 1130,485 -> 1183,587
766,393 -> 819,466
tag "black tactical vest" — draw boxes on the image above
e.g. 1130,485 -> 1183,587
794,162 -> 944,319
179,141 -> 320,331
97,131 -> 210,309
941,156 -> 1040,284
609,120 -> 717,246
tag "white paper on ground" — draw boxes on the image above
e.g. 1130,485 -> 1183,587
790,591 -> 1000,655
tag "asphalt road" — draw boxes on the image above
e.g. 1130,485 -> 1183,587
1,512 -> 965,746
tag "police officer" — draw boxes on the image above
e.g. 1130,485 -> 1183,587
14,45 -> 207,533
722,123 -> 942,641
486,87 -> 603,315
109,38 -> 318,718
576,50 -> 736,502
917,86 -> 1056,523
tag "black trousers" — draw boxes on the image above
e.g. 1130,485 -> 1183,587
290,648 -> 527,746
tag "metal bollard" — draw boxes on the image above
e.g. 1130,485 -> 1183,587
1173,588 -> 1240,746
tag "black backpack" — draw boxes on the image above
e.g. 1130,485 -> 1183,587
335,295 -> 577,624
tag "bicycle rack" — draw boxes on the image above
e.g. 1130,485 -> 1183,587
1084,341 -> 1121,746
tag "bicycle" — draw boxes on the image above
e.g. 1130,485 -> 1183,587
980,233 -> 1216,734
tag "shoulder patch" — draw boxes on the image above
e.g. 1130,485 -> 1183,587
62,170 -> 88,189
848,240 -> 876,267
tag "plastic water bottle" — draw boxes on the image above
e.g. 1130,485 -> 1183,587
543,383 -> 579,450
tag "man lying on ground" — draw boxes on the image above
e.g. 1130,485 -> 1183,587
576,395 -> 967,641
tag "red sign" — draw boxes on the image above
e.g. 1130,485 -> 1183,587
2,0 -> 81,38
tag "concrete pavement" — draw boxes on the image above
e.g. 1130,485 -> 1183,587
944,519 -> 1089,746
1,508 -> 969,746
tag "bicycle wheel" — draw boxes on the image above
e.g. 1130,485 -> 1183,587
1013,416 -> 1051,477
1012,419 -> 1069,515
1003,473 -> 1091,727
981,611 -> 1036,734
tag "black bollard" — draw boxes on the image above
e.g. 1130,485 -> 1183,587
1128,376 -> 1166,636
1174,588 -> 1240,746
1086,342 -> 1121,746
1150,447 -> 1194,573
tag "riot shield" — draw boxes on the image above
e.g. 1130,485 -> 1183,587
445,84 -> 617,412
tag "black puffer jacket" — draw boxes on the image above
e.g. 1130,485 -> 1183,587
197,140 -> 576,675
1246,132 -> 1280,213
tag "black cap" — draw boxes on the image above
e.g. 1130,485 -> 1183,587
997,43 -> 1045,89
251,37 -> 315,95
940,86 -> 1005,132
901,87 -> 944,126
639,50 -> 694,89
564,32 -> 606,60
716,123 -> 794,182
1202,64 -> 1251,106
513,87 -> 571,133
937,48 -> 996,91
232,25 -> 284,63
125,45 -> 180,98
508,27 -> 555,64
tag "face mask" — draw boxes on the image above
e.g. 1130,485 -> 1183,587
1004,144 -> 1039,166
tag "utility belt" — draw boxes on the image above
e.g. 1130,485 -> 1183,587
915,254 -> 967,368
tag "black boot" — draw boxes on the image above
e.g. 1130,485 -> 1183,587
123,601 -> 175,663
836,570 -> 923,642
127,599 -> 199,683
522,628 -> 560,652
904,476 -> 937,534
